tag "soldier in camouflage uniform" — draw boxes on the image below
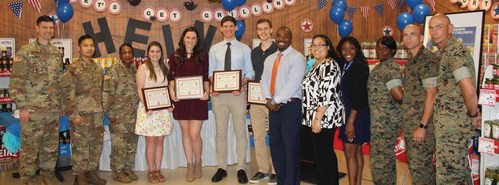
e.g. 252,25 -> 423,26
367,36 -> 404,185
103,43 -> 139,183
62,35 -> 106,185
429,14 -> 480,184
9,15 -> 63,185
401,24 -> 438,185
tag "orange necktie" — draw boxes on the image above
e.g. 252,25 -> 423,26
270,53 -> 282,96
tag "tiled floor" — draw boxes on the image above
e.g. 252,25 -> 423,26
0,150 -> 412,185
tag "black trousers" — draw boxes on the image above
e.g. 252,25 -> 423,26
269,101 -> 301,185
310,128 -> 339,185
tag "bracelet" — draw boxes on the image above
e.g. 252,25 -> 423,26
418,123 -> 428,129
468,112 -> 478,118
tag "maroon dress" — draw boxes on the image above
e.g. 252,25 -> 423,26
169,52 -> 209,120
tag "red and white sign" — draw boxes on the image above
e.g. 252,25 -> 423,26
273,0 -> 285,10
79,0 -> 93,8
251,3 -> 263,16
156,8 -> 169,22
93,0 -> 106,12
227,9 -> 239,19
200,9 -> 214,22
169,8 -> 182,23
239,5 -> 251,19
301,19 -> 313,33
285,0 -> 296,6
480,0 -> 492,11
214,8 -> 226,22
262,2 -> 274,14
468,0 -> 479,10
142,6 -> 155,21
108,0 -> 122,15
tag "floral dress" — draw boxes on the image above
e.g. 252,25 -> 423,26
135,64 -> 174,136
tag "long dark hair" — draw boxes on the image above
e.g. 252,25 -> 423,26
146,41 -> 169,82
336,36 -> 367,69
312,34 -> 339,61
175,27 -> 203,67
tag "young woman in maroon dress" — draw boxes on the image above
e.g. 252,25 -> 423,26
168,27 -> 210,182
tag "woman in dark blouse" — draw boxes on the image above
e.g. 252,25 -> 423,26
168,27 -> 210,182
336,36 -> 370,185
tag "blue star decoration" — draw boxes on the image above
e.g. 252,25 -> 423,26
384,27 -> 392,36
494,5 -> 499,16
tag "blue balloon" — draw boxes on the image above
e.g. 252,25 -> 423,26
236,0 -> 246,6
222,0 -> 237,11
338,20 -> 353,38
329,6 -> 345,24
235,20 -> 245,40
332,0 -> 347,10
397,12 -> 414,31
56,3 -> 74,23
405,0 -> 422,9
54,0 -> 69,5
412,3 -> 431,24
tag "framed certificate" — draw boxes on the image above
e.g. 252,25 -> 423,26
175,75 -> 204,100
247,81 -> 266,104
141,86 -> 172,111
212,70 -> 241,93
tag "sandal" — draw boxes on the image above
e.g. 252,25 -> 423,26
148,171 -> 159,183
155,170 -> 166,183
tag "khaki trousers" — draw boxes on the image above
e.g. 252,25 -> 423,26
249,104 -> 274,174
211,93 -> 248,170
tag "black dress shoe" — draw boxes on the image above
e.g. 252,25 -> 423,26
237,169 -> 248,184
211,168 -> 227,182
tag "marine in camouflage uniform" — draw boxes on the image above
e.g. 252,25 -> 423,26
433,37 -> 475,184
367,57 -> 403,185
103,58 -> 139,182
62,55 -> 104,180
401,46 -> 438,185
9,37 -> 63,184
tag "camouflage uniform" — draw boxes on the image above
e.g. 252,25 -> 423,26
9,40 -> 63,183
103,60 -> 139,173
62,57 -> 104,175
401,47 -> 438,185
434,37 -> 475,184
367,57 -> 403,185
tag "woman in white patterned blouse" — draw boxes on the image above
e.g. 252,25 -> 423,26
301,34 -> 343,185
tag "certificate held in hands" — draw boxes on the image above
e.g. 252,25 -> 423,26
247,81 -> 266,104
141,86 -> 172,111
212,70 -> 241,93
175,76 -> 204,100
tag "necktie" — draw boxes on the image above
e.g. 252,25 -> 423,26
224,42 -> 231,70
270,53 -> 283,96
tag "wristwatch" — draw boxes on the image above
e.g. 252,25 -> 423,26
418,123 -> 428,129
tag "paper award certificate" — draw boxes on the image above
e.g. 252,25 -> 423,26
212,70 -> 241,93
175,76 -> 204,100
141,86 -> 171,111
247,81 -> 266,104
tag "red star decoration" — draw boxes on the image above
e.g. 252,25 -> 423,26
302,21 -> 312,31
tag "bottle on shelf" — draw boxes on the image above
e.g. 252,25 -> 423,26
4,89 -> 9,98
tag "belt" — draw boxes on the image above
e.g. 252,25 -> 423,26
280,98 -> 300,106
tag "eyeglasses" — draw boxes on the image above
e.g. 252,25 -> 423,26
310,44 -> 328,48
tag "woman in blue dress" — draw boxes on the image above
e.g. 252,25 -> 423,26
336,36 -> 371,185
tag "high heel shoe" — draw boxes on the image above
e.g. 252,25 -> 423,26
186,163 -> 194,182
194,159 -> 202,178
